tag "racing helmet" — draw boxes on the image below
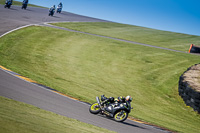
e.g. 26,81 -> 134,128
126,95 -> 132,102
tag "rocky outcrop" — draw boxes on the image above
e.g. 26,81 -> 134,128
179,64 -> 200,113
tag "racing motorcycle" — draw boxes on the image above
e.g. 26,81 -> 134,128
56,6 -> 62,13
21,2 -> 28,10
49,8 -> 55,16
89,95 -> 132,122
4,0 -> 12,8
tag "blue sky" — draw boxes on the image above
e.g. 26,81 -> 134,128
18,0 -> 200,36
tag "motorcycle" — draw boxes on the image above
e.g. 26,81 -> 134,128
21,3 -> 28,10
4,1 -> 12,8
56,6 -> 62,13
89,95 -> 132,122
49,8 -> 55,16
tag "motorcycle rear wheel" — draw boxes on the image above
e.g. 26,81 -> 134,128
89,103 -> 101,114
114,110 -> 128,122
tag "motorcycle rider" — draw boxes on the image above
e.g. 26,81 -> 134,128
56,2 -> 63,13
90,95 -> 132,122
22,0 -> 28,9
115,96 -> 132,108
5,0 -> 12,5
49,5 -> 56,16
58,2 -> 63,8
23,0 -> 28,4
4,0 -> 12,8
49,5 -> 56,12
101,95 -> 132,108
100,95 -> 132,115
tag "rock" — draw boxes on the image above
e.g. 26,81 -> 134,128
178,64 -> 200,113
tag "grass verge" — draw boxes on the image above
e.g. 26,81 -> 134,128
0,96 -> 115,133
51,22 -> 200,52
0,25 -> 200,132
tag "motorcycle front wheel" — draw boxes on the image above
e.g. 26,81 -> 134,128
89,103 -> 101,114
114,110 -> 128,122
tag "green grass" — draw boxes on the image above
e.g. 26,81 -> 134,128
52,22 -> 200,52
0,96 -> 115,133
0,24 -> 200,133
0,0 -> 46,8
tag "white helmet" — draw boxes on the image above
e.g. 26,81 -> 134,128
126,96 -> 132,102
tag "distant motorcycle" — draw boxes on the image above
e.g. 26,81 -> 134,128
56,6 -> 62,13
89,95 -> 132,122
49,8 -> 55,16
21,2 -> 28,9
4,1 -> 12,8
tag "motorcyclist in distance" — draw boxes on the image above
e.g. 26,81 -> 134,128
5,0 -> 13,5
23,0 -> 28,4
4,0 -> 12,8
49,5 -> 56,12
49,5 -> 56,16
56,2 -> 63,13
58,2 -> 63,8
22,0 -> 28,9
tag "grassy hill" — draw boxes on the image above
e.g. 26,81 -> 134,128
0,23 -> 200,133
52,22 -> 200,52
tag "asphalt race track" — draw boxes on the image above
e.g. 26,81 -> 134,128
0,5 -> 169,133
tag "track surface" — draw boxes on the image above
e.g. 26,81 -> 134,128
0,5 -> 169,133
